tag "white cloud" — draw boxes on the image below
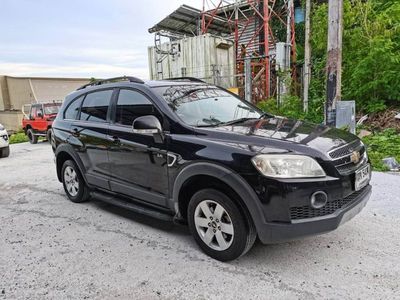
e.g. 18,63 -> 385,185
0,0 -> 203,78
0,61 -> 148,79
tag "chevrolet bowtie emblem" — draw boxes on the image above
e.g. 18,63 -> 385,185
350,151 -> 361,164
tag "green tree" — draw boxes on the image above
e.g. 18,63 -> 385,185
310,0 -> 400,114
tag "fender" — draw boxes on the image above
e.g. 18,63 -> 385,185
172,162 -> 267,234
55,144 -> 88,185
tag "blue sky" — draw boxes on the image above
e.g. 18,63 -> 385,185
0,0 -> 201,79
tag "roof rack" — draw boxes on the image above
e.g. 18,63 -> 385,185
77,76 -> 144,90
163,77 -> 206,83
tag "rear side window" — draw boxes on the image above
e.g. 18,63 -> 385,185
115,89 -> 157,126
80,90 -> 113,123
64,96 -> 84,120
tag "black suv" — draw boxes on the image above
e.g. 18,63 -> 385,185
52,76 -> 372,261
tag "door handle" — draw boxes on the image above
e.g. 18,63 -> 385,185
110,136 -> 120,143
72,127 -> 80,137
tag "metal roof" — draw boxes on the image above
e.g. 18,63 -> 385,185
148,4 -> 231,36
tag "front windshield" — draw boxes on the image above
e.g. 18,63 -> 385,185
153,85 -> 262,127
43,104 -> 60,115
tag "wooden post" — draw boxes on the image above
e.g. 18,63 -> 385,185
303,0 -> 311,112
325,0 -> 343,126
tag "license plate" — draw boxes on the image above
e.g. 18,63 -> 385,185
355,164 -> 370,191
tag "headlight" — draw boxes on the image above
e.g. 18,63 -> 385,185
251,154 -> 326,178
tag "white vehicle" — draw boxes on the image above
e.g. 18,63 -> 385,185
0,123 -> 10,158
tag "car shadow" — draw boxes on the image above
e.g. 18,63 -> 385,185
89,197 -> 191,237
87,196 -> 347,265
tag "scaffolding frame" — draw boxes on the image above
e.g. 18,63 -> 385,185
201,0 -> 296,102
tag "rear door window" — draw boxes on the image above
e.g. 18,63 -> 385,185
80,90 -> 113,123
64,96 -> 84,120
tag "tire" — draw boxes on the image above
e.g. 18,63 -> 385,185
0,146 -> 10,158
27,129 -> 38,144
46,129 -> 53,144
61,160 -> 90,203
188,188 -> 256,261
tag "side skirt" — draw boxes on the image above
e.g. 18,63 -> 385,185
91,190 -> 175,222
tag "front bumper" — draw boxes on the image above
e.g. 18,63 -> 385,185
0,132 -> 9,148
257,184 -> 371,244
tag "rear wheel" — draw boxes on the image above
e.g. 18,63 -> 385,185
46,128 -> 53,146
46,129 -> 52,143
61,160 -> 90,203
188,188 -> 256,261
27,129 -> 38,144
0,146 -> 9,158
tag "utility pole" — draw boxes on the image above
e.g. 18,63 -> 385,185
286,0 -> 293,53
279,0 -> 293,101
263,0 -> 270,98
303,0 -> 311,112
325,0 -> 343,126
244,58 -> 252,102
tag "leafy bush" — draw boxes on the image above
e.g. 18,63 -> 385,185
258,95 -> 324,124
362,129 -> 400,171
9,132 -> 28,144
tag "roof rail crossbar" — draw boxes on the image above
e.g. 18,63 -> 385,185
77,76 -> 144,90
163,77 -> 206,83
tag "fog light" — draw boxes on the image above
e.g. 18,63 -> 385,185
310,191 -> 328,209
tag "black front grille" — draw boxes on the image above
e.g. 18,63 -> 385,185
290,187 -> 367,220
329,140 -> 362,159
329,140 -> 367,175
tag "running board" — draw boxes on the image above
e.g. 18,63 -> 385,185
91,191 -> 174,222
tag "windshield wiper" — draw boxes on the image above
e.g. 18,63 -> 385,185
197,123 -> 222,127
196,117 -> 222,127
219,117 -> 258,126
197,114 -> 270,128
258,112 -> 273,119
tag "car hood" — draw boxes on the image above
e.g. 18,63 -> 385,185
197,116 -> 359,157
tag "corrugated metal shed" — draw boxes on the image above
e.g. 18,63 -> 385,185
148,34 -> 235,88
147,3 -> 276,94
148,5 -> 231,37
148,5 -> 201,36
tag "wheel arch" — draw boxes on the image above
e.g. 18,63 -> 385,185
172,162 -> 266,233
55,144 -> 87,184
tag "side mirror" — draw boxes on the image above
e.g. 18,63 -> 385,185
132,115 -> 162,134
132,115 -> 164,143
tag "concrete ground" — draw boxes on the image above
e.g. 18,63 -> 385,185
0,142 -> 399,300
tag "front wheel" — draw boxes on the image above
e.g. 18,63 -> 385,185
188,188 -> 256,261
61,160 -> 90,203
27,129 -> 38,144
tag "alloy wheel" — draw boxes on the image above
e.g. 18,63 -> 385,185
194,200 -> 234,251
64,166 -> 79,197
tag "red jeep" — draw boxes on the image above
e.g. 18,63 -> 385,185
22,102 -> 61,144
